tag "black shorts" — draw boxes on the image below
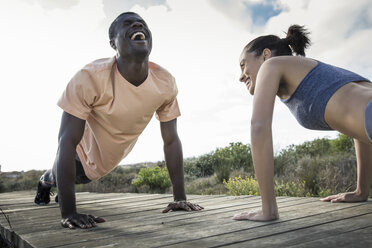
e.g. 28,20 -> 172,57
74,158 -> 91,184
40,155 -> 91,186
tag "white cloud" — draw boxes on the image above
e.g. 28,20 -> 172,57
0,0 -> 371,172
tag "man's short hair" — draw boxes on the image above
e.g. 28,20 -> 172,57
108,12 -> 139,41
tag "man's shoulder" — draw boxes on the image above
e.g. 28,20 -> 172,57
81,57 -> 116,75
149,62 -> 176,88
149,62 -> 173,77
68,57 -> 116,89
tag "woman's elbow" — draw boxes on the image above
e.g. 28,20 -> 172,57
250,120 -> 271,139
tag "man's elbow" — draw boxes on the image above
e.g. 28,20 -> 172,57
163,135 -> 180,147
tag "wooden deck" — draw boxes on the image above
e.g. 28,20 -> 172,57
0,191 -> 371,248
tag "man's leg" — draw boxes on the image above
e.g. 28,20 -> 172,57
34,158 -> 57,205
35,154 -> 90,205
74,154 -> 91,184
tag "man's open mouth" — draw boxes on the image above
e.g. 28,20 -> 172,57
130,32 -> 146,41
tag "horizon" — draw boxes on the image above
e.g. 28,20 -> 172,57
0,135 -> 342,173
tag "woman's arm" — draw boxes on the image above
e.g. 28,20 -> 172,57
233,59 -> 282,221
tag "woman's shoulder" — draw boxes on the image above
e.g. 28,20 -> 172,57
263,56 -> 318,77
265,56 -> 316,67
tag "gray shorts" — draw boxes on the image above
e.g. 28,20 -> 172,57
365,98 -> 372,142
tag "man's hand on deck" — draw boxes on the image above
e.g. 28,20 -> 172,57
162,200 -> 204,213
61,213 -> 105,229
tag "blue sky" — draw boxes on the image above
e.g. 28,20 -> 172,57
242,0 -> 283,26
0,0 -> 371,172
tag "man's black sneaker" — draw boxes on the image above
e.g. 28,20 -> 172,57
34,182 -> 53,205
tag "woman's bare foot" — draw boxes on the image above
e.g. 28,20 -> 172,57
232,209 -> 279,221
320,191 -> 368,203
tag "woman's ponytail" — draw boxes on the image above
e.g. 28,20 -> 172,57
285,25 -> 311,56
244,24 -> 311,57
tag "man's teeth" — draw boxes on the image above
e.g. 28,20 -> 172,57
131,32 -> 146,40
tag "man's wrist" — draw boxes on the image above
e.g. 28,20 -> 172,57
173,197 -> 186,201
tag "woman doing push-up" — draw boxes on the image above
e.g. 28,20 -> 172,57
234,25 -> 372,221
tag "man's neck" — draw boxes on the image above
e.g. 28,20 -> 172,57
116,56 -> 149,87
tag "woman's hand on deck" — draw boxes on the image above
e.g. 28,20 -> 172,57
320,191 -> 368,203
61,213 -> 105,229
232,209 -> 278,221
162,200 -> 204,213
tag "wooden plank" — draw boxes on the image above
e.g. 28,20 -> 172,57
1,192 -> 371,248
288,225 -> 372,248
154,203 -> 372,248
2,196 -> 294,247
40,198 -> 343,247
215,213 -> 372,247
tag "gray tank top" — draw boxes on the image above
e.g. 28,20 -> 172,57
281,61 -> 370,130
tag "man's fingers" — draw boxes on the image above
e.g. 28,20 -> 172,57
88,215 -> 106,223
193,204 -> 204,211
71,216 -> 91,229
187,203 -> 203,211
162,203 -> 174,213
181,202 -> 192,212
95,217 -> 106,223
185,202 -> 204,211
89,215 -> 106,223
80,216 -> 92,228
87,216 -> 97,227
187,203 -> 198,211
74,219 -> 87,229
162,201 -> 204,213
61,219 -> 76,229
61,214 -> 105,229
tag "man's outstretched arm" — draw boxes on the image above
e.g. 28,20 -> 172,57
57,111 -> 105,229
160,119 -> 203,212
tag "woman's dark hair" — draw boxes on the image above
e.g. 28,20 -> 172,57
245,25 -> 311,57
108,12 -> 138,41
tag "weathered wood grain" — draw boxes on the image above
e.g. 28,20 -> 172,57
0,191 -> 371,248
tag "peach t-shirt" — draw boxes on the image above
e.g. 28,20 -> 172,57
57,57 -> 181,180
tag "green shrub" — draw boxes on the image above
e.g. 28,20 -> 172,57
225,176 -> 314,197
184,142 -> 253,181
331,133 -> 354,153
132,166 -> 171,191
76,167 -> 137,193
295,138 -> 332,158
223,176 -> 260,196
274,145 -> 298,176
275,180 -> 311,197
318,188 -> 332,198
186,175 -> 227,195
184,154 -> 215,178
296,156 -> 321,195
0,180 -> 4,193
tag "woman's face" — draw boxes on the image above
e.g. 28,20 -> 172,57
239,49 -> 264,95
